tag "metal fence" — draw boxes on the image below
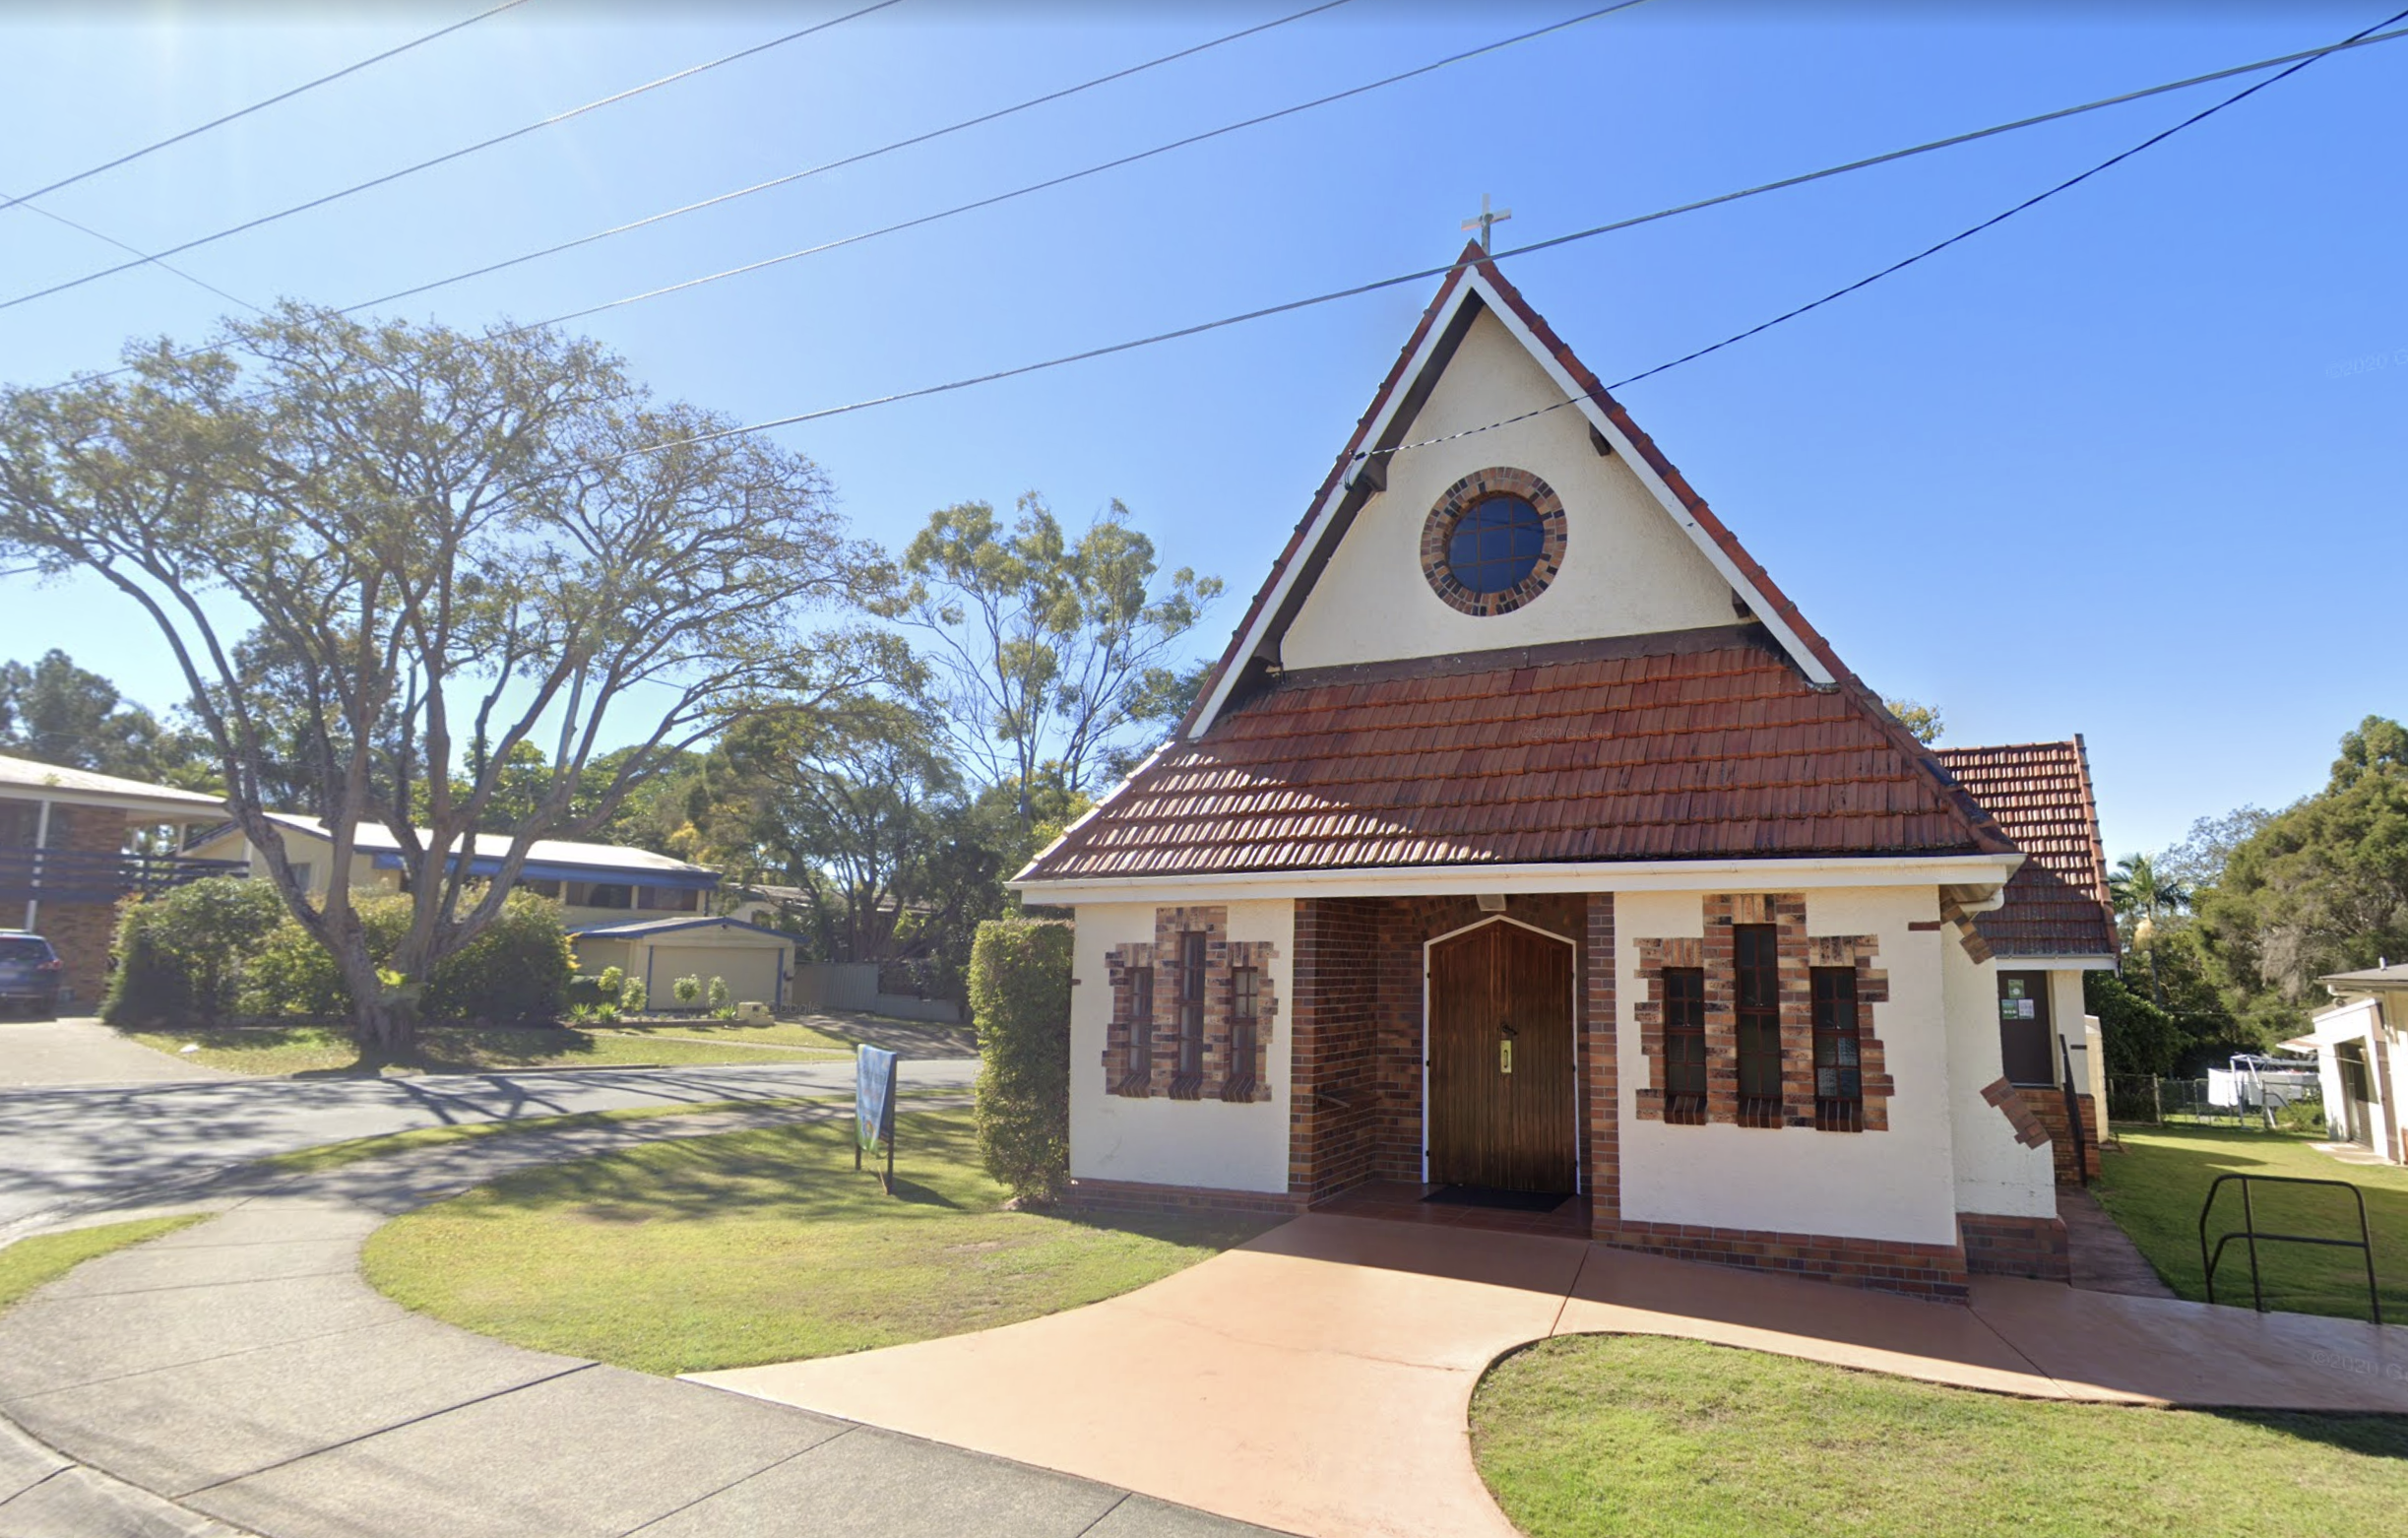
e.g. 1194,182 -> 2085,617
2110,1074 -> 2326,1134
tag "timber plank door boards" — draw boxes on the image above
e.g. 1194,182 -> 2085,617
1427,919 -> 1576,1192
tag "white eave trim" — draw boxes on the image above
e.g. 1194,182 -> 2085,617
1014,852 -> 2021,906
1465,269 -> 1834,691
1992,954 -> 2121,971
1187,267 -> 1834,741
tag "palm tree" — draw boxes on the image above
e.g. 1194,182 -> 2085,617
2109,854 -> 2194,1007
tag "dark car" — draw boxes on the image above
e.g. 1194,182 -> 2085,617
0,931 -> 64,1018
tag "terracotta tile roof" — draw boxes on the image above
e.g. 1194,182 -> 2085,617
1024,627 -> 2009,882
1933,739 -> 2117,958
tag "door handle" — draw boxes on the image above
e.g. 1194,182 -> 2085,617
1499,1040 -> 1514,1074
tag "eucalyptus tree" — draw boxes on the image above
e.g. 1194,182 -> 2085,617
883,493 -> 1219,826
0,305 -> 885,1054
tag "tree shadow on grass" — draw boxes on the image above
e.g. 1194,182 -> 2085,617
2205,1407 -> 2408,1459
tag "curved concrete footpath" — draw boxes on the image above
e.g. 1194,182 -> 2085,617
0,1105 -> 1280,1538
699,1214 -> 2408,1538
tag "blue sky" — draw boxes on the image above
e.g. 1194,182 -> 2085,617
1,1 -> 2402,859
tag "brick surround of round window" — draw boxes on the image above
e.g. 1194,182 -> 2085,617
1419,467 -> 1568,617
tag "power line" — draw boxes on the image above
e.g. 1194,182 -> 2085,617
601,13 -> 2408,467
4,195 -> 262,314
0,0 -> 536,217
0,0 -> 906,314
513,0 -> 1654,334
352,0 -> 1360,312
24,0 -> 1647,390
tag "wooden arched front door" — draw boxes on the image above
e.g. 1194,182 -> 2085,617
1427,919 -> 1577,1192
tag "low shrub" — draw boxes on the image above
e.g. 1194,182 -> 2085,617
672,974 -> 702,1007
707,975 -> 729,1009
620,976 -> 647,1014
103,877 -> 289,1026
970,918 -> 1073,1202
243,887 -> 573,1024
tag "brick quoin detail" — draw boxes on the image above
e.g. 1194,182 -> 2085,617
1631,894 -> 1891,1131
1958,1212 -> 2070,1283
1101,907 -> 1278,1101
1981,1076 -> 2053,1149
2026,1092 -> 2102,1184
1597,1221 -> 1969,1303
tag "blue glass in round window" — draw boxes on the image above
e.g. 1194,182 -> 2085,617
1446,494 -> 1546,595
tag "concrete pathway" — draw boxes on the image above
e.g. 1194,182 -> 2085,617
699,1213 -> 2408,1538
0,1055 -> 979,1240
0,1103 -> 1274,1538
0,1016 -> 233,1089
2059,1186 -> 2177,1299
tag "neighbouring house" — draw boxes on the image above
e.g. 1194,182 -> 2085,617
0,753 -> 241,1008
1011,246 -> 2115,1301
2289,965 -> 2408,1161
185,814 -> 795,1008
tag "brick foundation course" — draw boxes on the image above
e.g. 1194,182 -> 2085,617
1598,1219 -> 1971,1303
1063,1177 -> 1306,1222
1958,1211 -> 2071,1283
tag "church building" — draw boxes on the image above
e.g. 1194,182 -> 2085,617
1013,245 -> 2115,1301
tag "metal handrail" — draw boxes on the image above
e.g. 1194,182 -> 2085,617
2197,1172 -> 2380,1324
2059,1037 -> 2089,1186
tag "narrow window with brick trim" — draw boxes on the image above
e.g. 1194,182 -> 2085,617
1224,965 -> 1260,1102
1119,967 -> 1155,1096
1811,966 -> 1863,1132
1662,966 -> 1707,1124
1734,923 -> 1783,1128
1171,931 -> 1206,1099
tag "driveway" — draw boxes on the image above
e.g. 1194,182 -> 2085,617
699,1213 -> 2408,1538
0,1104 -> 1268,1538
0,1016 -> 234,1088
0,1054 -> 979,1241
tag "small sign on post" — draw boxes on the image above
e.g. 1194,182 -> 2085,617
855,1044 -> 899,1194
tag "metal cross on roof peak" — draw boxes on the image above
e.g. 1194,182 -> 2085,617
1461,193 -> 1511,254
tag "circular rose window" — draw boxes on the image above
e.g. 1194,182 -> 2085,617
1419,468 -> 1567,616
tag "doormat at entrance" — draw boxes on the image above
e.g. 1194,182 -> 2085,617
1422,1186 -> 1566,1213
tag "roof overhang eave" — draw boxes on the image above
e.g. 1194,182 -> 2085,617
1013,851 -> 2020,906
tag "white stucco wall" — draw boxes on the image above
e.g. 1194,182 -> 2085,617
1068,899 -> 1296,1194
2311,998 -> 2389,1155
1616,887 -> 1965,1246
1279,308 -> 1738,671
2049,968 -> 2089,1087
1947,937 -> 2059,1219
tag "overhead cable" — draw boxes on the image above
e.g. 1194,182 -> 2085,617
0,0 -> 907,313
352,0 -> 1361,311
602,13 -> 2408,466
0,0 -> 536,217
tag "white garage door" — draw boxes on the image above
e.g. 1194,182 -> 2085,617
647,944 -> 783,1007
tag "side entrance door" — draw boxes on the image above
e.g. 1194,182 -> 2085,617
1997,970 -> 2056,1088
1427,920 -> 1576,1192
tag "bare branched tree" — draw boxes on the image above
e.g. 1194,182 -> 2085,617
0,305 -> 890,1054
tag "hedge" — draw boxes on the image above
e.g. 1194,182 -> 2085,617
102,877 -> 289,1026
105,880 -> 572,1027
970,917 -> 1073,1202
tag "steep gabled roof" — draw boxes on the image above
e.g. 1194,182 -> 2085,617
1020,250 -> 2015,887
1933,739 -> 2117,959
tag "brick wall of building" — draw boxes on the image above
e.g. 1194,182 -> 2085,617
1958,1212 -> 2071,1282
1289,897 -> 1383,1200
19,803 -> 129,1011
1584,893 -> 1618,1225
1598,1219 -> 1970,1302
2024,1091 -> 2102,1185
1065,1177 -> 1307,1221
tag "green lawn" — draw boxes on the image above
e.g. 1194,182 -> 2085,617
594,1018 -> 862,1053
2094,1126 -> 2406,1321
1472,1334 -> 2408,1538
256,1096 -> 834,1175
362,1108 -> 1270,1376
125,1022 -> 852,1077
0,1215 -> 208,1313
